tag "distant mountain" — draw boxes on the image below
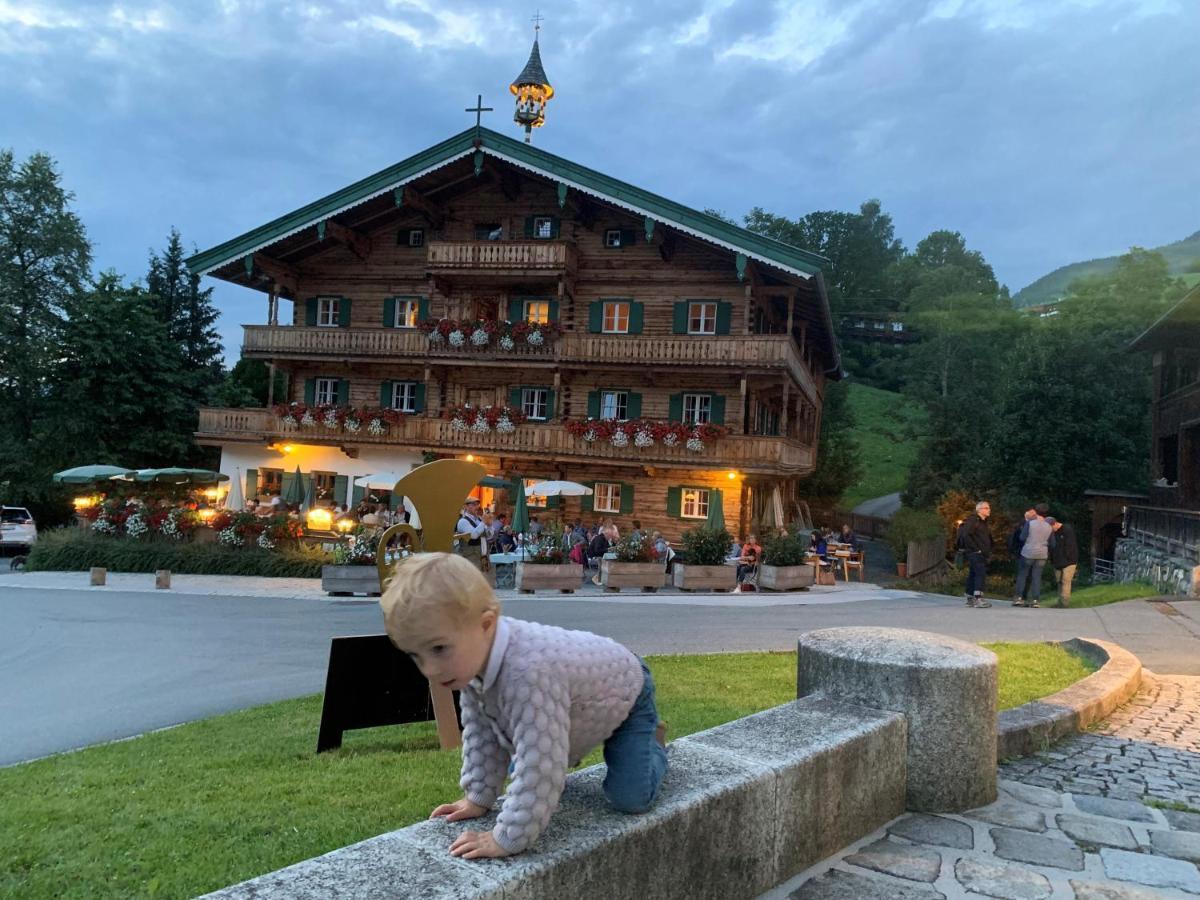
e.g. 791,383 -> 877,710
1013,229 -> 1200,308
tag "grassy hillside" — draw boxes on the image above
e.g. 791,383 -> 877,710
1013,229 -> 1200,308
842,383 -> 927,509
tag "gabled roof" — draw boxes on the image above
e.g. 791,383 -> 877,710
185,126 -> 829,282
1129,283 -> 1200,352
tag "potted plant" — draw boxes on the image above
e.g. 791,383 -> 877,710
515,537 -> 579,594
673,526 -> 737,591
601,532 -> 665,592
322,525 -> 383,596
885,507 -> 946,578
758,532 -> 815,591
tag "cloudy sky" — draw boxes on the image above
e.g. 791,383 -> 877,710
5,0 -> 1198,358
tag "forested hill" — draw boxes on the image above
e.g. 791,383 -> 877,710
1013,229 -> 1200,308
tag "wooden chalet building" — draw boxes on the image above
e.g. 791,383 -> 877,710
187,126 -> 840,540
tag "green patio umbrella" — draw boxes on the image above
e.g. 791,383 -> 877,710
282,466 -> 305,505
52,465 -> 134,484
478,474 -> 512,489
510,476 -> 530,535
705,488 -> 726,532
127,468 -> 229,485
300,474 -> 315,512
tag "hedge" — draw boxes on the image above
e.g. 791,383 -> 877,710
25,529 -> 333,578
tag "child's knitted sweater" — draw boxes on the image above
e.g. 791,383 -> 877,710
458,616 -> 644,853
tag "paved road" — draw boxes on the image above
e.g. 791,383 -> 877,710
2,581 -> 1199,767
850,491 -> 902,518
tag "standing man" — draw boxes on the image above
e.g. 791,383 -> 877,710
1014,503 -> 1052,608
455,497 -> 488,569
1047,517 -> 1079,608
958,501 -> 993,608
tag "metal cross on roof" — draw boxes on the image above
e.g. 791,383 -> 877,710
531,10 -> 543,32
465,94 -> 493,129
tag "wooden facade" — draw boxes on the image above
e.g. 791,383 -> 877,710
188,127 -> 840,541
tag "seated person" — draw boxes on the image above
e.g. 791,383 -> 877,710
809,529 -> 828,559
491,528 -> 517,554
736,535 -> 761,584
836,524 -> 860,550
255,499 -> 275,518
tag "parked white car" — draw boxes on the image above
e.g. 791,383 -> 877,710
0,506 -> 37,550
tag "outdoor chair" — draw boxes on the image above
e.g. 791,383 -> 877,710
844,550 -> 866,582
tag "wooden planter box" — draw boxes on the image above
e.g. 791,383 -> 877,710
515,563 -> 580,594
758,563 -> 814,592
192,526 -> 217,545
322,565 -> 382,597
673,564 -> 737,592
601,560 -> 666,592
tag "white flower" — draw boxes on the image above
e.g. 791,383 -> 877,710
218,526 -> 243,547
470,416 -> 491,433
427,330 -> 445,344
611,430 -> 629,448
662,432 -> 679,447
367,418 -> 386,436
91,517 -> 116,535
526,329 -> 545,347
281,414 -> 298,427
344,418 -> 361,433
583,428 -> 597,443
256,531 -> 276,551
125,513 -> 148,538
323,409 -> 340,429
448,329 -> 465,347
470,327 -> 490,346
496,416 -> 515,434
451,417 -> 468,432
499,335 -> 515,351
300,411 -> 316,427
634,429 -> 654,448
686,436 -> 704,452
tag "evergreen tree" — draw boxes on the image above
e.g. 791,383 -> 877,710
146,227 -> 223,398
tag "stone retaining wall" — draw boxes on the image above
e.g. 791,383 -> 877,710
1114,537 -> 1199,596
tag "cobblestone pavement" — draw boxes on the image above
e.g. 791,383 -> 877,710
766,674 -> 1200,898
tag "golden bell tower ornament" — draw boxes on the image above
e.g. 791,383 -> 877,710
510,14 -> 553,143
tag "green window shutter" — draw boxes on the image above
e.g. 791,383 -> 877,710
666,486 -> 682,518
587,391 -> 600,419
716,301 -> 732,335
390,492 -> 404,511
546,494 -> 560,509
379,381 -> 392,408
672,302 -> 688,334
351,482 -> 365,506
509,387 -> 523,408
581,483 -> 594,513
668,393 -> 683,422
338,298 -> 352,327
245,469 -> 258,502
337,379 -> 350,406
507,298 -> 523,321
627,392 -> 643,419
334,474 -> 348,506
549,217 -> 560,238
548,299 -> 559,323
588,302 -> 603,333
619,482 -> 635,515
305,298 -> 318,326
413,383 -> 426,413
710,394 -> 726,426
383,297 -> 396,327
546,389 -> 556,419
524,216 -> 535,238
280,471 -> 296,502
620,228 -> 637,248
417,296 -> 430,321
304,378 -> 316,406
629,301 -> 644,334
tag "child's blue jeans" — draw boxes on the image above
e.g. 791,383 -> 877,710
601,660 -> 668,814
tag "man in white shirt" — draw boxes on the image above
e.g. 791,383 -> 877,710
456,497 -> 488,569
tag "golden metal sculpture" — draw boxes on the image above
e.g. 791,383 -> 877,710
373,458 -> 485,750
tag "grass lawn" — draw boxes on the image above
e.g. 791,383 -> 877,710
1065,582 -> 1159,608
842,383 -> 927,509
1,646 -> 1093,899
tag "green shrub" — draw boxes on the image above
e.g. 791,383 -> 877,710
885,507 -> 946,561
762,532 -> 808,567
680,526 -> 733,566
25,529 -> 332,577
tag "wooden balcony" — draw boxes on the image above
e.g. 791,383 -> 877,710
196,407 -> 815,476
241,328 -> 819,400
426,240 -> 577,279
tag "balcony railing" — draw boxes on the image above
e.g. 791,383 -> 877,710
196,407 -> 815,475
241,328 -> 819,400
426,240 -> 577,274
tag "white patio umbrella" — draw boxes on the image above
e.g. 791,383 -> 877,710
771,486 -> 785,529
352,473 -> 421,529
223,468 -> 244,510
524,480 -> 593,497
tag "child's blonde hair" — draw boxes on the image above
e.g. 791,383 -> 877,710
379,552 -> 500,642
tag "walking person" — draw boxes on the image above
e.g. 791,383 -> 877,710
1013,504 -> 1052,608
1047,517 -> 1079,608
957,501 -> 993,608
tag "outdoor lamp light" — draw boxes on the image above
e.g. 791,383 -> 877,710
727,471 -> 738,480
336,518 -> 355,533
197,508 -> 216,523
73,496 -> 95,509
281,444 -> 295,454
465,454 -> 475,462
307,508 -> 332,531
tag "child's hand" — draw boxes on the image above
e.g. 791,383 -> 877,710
449,829 -> 510,859
430,797 -> 488,822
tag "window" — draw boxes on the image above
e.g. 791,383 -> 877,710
600,390 -> 628,420
872,320 -> 885,330
258,468 -> 283,497
681,488 -> 710,520
522,388 -> 549,420
602,301 -> 630,333
854,319 -> 866,329
398,228 -> 424,247
604,229 -> 623,248
316,297 -> 340,327
683,393 -> 711,425
688,301 -> 717,334
532,216 -> 554,239
891,321 -> 904,333
315,377 -> 339,406
391,382 -> 417,413
594,482 -> 621,514
312,471 -> 336,501
394,298 -> 419,328
523,300 -> 551,324
524,478 -> 547,508
475,223 -> 502,241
